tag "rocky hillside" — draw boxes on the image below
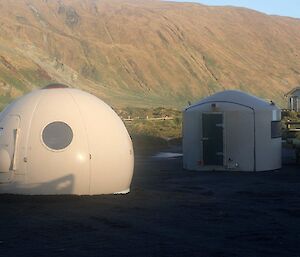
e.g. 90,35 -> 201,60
0,0 -> 299,109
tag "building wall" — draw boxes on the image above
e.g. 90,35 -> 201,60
255,109 -> 281,171
183,102 -> 281,171
224,109 -> 254,171
183,102 -> 255,171
288,89 -> 300,112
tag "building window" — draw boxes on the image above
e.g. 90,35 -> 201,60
42,122 -> 73,150
271,121 -> 281,138
289,96 -> 299,112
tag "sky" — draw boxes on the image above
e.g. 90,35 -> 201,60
168,0 -> 300,18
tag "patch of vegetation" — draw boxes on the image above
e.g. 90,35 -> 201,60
239,83 -> 248,92
126,118 -> 182,139
116,107 -> 182,151
0,71 -> 26,92
130,134 -> 169,154
157,30 -> 169,45
282,110 -> 300,140
203,54 -> 218,69
15,15 -> 29,24
80,64 -> 102,82
0,95 -> 13,110
208,80 -> 220,93
20,69 -> 51,86
180,56 -> 200,80
116,107 -> 181,120
127,119 -> 182,154
65,6 -> 80,28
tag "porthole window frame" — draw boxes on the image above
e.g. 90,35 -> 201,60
41,121 -> 74,152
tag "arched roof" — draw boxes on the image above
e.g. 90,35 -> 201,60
186,90 -> 278,111
284,86 -> 300,97
0,87 -> 133,195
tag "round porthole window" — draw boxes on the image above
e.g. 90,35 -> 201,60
42,122 -> 73,151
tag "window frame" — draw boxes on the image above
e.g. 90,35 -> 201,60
271,120 -> 282,139
41,121 -> 74,152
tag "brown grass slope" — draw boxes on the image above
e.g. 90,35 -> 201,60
0,0 -> 299,108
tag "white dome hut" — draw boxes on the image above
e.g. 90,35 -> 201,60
183,90 -> 281,172
0,84 -> 134,195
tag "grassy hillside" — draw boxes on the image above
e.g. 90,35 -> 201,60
0,0 -> 299,108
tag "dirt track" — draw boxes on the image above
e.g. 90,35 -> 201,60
0,150 -> 300,257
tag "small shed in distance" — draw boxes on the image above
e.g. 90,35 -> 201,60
183,90 -> 281,172
285,86 -> 300,112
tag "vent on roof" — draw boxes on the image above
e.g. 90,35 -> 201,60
42,83 -> 69,89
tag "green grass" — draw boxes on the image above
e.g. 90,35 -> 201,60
0,71 -> 26,92
20,69 -> 52,86
126,118 -> 182,139
204,55 -> 217,69
0,94 -> 12,109
126,118 -> 182,153
208,80 -> 221,94
117,107 -> 182,150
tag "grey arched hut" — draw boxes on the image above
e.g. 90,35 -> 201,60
183,90 -> 281,171
0,84 -> 134,195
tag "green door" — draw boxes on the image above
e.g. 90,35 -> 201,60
202,113 -> 223,166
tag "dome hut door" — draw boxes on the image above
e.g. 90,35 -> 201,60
202,113 -> 224,166
0,115 -> 20,183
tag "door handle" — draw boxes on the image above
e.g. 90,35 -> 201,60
201,137 -> 209,141
12,128 -> 19,171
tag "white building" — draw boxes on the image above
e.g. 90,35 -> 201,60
0,84 -> 134,195
183,90 -> 281,172
285,87 -> 300,112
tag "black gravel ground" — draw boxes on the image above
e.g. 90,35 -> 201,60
0,149 -> 300,257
